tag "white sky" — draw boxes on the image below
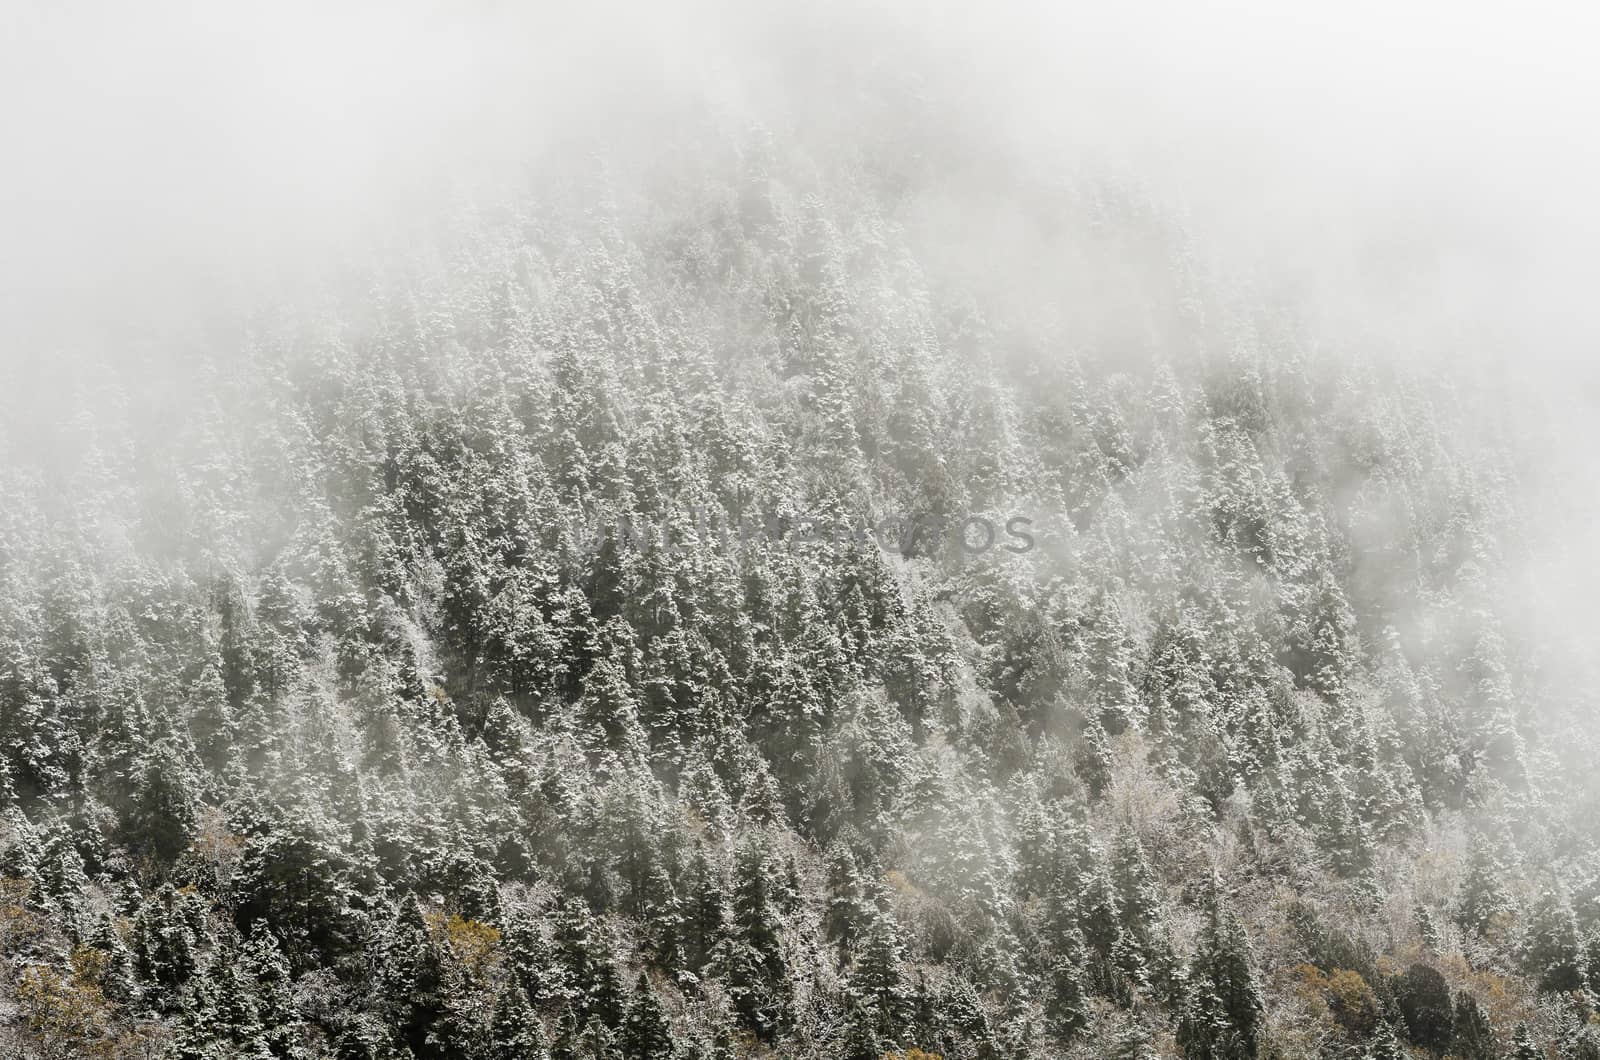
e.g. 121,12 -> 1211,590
2,0 -> 1596,373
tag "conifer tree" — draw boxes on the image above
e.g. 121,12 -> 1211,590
850,908 -> 908,1041
555,901 -> 627,1029
188,662 -> 234,773
1457,835 -> 1513,938
1394,963 -> 1454,1050
824,841 -> 871,954
1510,1022 -> 1542,1060
679,847 -> 727,978
212,950 -> 276,1060
133,883 -> 198,1003
1177,881 -> 1263,1060
490,981 -> 548,1060
621,971 -> 676,1060
1524,886 -> 1586,992
841,998 -> 886,1060
241,923 -> 296,1058
721,835 -> 792,1041
87,912 -> 137,1005
1451,991 -> 1497,1060
1363,1020 -> 1408,1060
1111,827 -> 1177,997
383,895 -> 448,1058
1045,929 -> 1090,1044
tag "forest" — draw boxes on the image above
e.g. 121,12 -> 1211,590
4,9 -> 1600,1058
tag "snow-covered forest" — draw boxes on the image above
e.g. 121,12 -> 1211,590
4,3 -> 1600,1058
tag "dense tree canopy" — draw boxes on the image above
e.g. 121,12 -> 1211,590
2,53 -> 1597,1060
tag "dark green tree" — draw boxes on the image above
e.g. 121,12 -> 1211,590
1394,963 -> 1453,1050
621,972 -> 676,1060
1177,882 -> 1263,1060
721,835 -> 792,1041
489,981 -> 548,1060
1451,991 -> 1498,1060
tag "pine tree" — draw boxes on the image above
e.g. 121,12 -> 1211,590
621,972 -> 676,1060
580,1015 -> 623,1060
1084,589 -> 1142,734
1461,626 -> 1527,787
550,1006 -> 584,1060
1456,835 -> 1513,939
555,900 -> 627,1029
1524,886 -> 1586,992
241,923 -> 296,1057
132,883 -> 198,1003
1414,902 -> 1441,949
1291,573 -> 1356,701
577,619 -> 649,766
489,982 -> 547,1060
166,972 -> 222,1060
36,827 -> 89,938
681,848 -> 727,977
383,895 -> 448,1058
1509,1022 -> 1542,1060
1111,827 -> 1176,998
840,998 -> 885,1060
233,811 -> 363,972
824,841 -> 870,954
1451,991 -> 1497,1060
212,949 -> 275,1060
1363,1019 -> 1408,1060
721,835 -> 792,1041
188,662 -> 234,773
1044,904 -> 1091,1043
1177,881 -> 1263,1060
121,738 -> 199,866
850,908 -> 908,1041
936,975 -> 1002,1060
87,913 -> 137,1005
1394,962 -> 1453,1050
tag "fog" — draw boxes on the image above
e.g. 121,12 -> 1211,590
5,7 -> 1600,1045
5,0 -> 1596,362
4,0 -> 1598,588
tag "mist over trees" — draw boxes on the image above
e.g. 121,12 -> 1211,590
5,3 -> 1600,1059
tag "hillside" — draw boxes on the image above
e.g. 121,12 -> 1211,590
4,12 -> 1600,1060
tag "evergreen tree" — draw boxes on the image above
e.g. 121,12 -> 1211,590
132,883 -> 199,1003
490,982 -> 548,1060
824,841 -> 871,954
621,972 -> 676,1060
211,950 -> 276,1060
1452,991 -> 1498,1060
1363,1019 -> 1408,1060
241,923 -> 297,1058
721,835 -> 792,1041
1177,881 -> 1263,1060
1045,934 -> 1090,1044
555,900 -> 628,1029
1525,886 -> 1586,992
841,998 -> 886,1060
1457,835 -> 1514,939
1510,1022 -> 1542,1060
383,895 -> 448,1058
850,908 -> 908,1041
1111,828 -> 1176,998
681,848 -> 726,976
87,912 -> 137,1005
1394,963 -> 1454,1050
